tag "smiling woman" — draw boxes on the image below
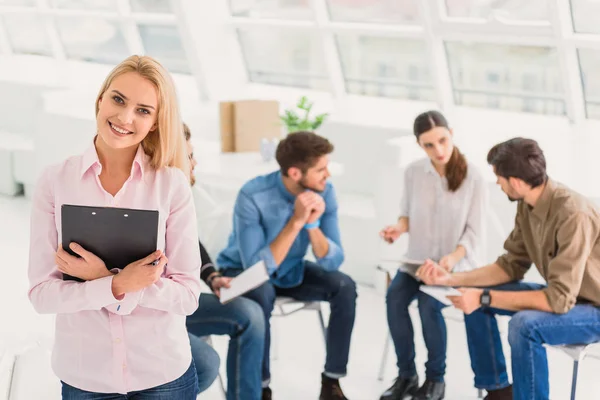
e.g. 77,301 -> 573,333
27,55 -> 203,399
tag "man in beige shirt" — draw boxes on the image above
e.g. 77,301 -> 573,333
419,137 -> 600,400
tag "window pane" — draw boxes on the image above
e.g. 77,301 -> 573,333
445,42 -> 564,115
130,0 -> 173,14
56,17 -> 129,64
336,35 -> 433,100
577,49 -> 600,119
326,0 -> 419,24
445,0 -> 549,21
238,28 -> 329,90
229,0 -> 313,20
51,0 -> 119,11
570,0 -> 600,34
0,0 -> 36,6
2,14 -> 52,56
138,25 -> 190,74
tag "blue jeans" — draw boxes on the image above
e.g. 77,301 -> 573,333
61,362 -> 197,399
223,262 -> 357,383
186,292 -> 265,400
387,271 -> 448,382
464,281 -> 600,400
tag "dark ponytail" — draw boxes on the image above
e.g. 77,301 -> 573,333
413,110 -> 468,192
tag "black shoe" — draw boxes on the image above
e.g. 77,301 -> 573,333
262,387 -> 272,400
379,376 -> 419,400
413,380 -> 445,400
483,385 -> 513,400
319,373 -> 349,400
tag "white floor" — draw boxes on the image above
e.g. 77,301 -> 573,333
1,194 -> 600,400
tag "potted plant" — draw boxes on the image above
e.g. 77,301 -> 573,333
279,96 -> 329,133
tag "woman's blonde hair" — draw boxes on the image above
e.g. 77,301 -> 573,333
95,55 -> 189,179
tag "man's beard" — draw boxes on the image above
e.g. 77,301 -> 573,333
298,176 -> 323,193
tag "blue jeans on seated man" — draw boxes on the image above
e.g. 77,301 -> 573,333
464,281 -> 600,400
186,292 -> 265,400
222,261 -> 357,386
387,271 -> 448,382
61,362 -> 197,399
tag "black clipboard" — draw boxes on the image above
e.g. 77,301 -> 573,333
61,204 -> 159,282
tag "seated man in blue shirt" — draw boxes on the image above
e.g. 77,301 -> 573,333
218,131 -> 357,400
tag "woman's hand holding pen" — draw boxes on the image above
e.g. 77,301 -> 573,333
111,250 -> 167,299
55,243 -> 112,281
379,224 -> 405,244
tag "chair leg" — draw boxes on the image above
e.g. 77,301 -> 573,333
377,332 -> 391,381
570,360 -> 580,400
218,372 -> 227,399
271,317 -> 279,361
317,307 -> 327,344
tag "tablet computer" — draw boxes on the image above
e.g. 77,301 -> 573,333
61,204 -> 159,282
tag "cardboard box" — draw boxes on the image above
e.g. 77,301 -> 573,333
219,100 -> 281,152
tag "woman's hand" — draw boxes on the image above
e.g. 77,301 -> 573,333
55,243 -> 112,281
379,224 -> 404,244
416,259 -> 452,286
439,253 -> 460,272
111,250 -> 167,298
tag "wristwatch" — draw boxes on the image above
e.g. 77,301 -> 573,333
480,289 -> 492,308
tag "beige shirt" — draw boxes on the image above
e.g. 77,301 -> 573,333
497,179 -> 600,314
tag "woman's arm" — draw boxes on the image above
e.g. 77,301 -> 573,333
28,168 -> 123,314
136,170 -> 202,315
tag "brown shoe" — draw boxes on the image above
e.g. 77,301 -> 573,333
484,385 -> 513,400
319,374 -> 349,400
262,387 -> 272,400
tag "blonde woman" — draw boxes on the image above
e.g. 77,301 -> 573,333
28,55 -> 203,399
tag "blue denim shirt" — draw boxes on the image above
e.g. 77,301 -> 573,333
217,171 -> 344,288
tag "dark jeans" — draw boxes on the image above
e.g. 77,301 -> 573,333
464,281 -> 600,400
386,271 -> 448,382
61,362 -> 197,399
223,262 -> 357,383
186,293 -> 265,400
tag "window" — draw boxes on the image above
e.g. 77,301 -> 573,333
444,0 -> 550,22
237,28 -> 329,90
229,0 -> 313,20
570,0 -> 600,34
336,35 -> 434,100
51,0 -> 119,12
445,42 -> 565,115
2,14 -> 52,56
0,0 -> 36,6
326,0 -> 419,24
138,24 -> 190,74
577,49 -> 600,119
130,0 -> 174,14
56,17 -> 129,64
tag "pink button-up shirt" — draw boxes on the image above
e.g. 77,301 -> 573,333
28,142 -> 202,394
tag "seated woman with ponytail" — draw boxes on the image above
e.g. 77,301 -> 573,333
378,110 -> 488,400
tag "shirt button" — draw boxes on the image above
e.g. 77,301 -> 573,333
115,338 -> 121,343
122,363 -> 127,369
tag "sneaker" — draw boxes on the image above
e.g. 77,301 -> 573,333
262,387 -> 272,400
483,385 -> 513,400
379,375 -> 419,400
319,373 -> 349,400
413,380 -> 445,400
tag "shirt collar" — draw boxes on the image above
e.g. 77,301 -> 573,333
276,171 -> 297,202
423,160 -> 437,175
80,136 -> 147,180
531,178 -> 554,220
